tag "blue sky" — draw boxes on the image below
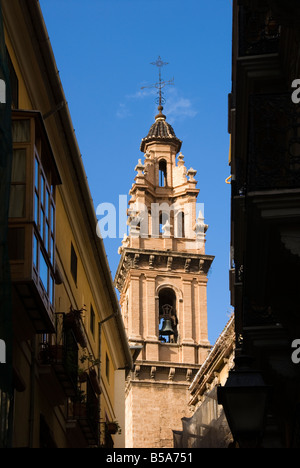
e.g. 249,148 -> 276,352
39,0 -> 233,345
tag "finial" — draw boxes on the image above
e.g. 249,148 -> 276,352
141,56 -> 174,113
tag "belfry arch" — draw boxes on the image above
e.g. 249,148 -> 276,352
158,287 -> 178,343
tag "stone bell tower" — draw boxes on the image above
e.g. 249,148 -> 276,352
115,77 -> 214,448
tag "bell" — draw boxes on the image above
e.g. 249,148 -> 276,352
160,318 -> 174,336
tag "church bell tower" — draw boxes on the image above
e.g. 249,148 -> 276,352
115,59 -> 214,448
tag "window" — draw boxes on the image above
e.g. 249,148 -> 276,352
176,211 -> 185,238
105,353 -> 110,382
33,150 -> 56,305
70,243 -> 78,284
159,160 -> 167,187
159,211 -> 170,236
9,148 -> 27,218
90,305 -> 95,335
158,288 -> 178,343
10,129 -> 29,221
9,111 -> 60,321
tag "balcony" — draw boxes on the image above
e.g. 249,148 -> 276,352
100,423 -> 114,448
38,313 -> 79,405
9,111 -> 61,334
67,375 -> 100,447
247,93 -> 300,192
234,93 -> 300,195
238,5 -> 281,57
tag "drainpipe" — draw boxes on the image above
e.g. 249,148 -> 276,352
98,313 -> 117,394
98,313 -> 117,444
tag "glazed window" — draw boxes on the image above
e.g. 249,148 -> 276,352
71,243 -> 78,284
34,153 -> 55,267
158,288 -> 178,343
9,148 -> 26,218
9,111 -> 61,330
33,150 -> 55,305
159,160 -> 167,187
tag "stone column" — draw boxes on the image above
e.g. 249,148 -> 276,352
145,276 -> 159,361
129,274 -> 142,340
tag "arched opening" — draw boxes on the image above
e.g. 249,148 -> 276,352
158,288 -> 178,343
159,160 -> 167,187
176,211 -> 185,238
159,211 -> 170,236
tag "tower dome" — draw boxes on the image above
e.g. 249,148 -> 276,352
140,105 -> 182,153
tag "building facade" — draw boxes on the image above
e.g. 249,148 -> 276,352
221,0 -> 300,448
0,0 -> 132,448
115,103 -> 214,448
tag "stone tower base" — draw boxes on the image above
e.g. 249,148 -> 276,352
125,363 -> 199,448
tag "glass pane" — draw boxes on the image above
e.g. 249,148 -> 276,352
40,210 -> 44,240
11,149 -> 26,183
51,236 -> 55,265
9,185 -> 25,218
12,119 -> 30,142
49,275 -> 54,306
45,221 -> 49,252
40,251 -> 48,293
51,204 -> 55,234
34,192 -> 39,225
33,234 -> 38,269
41,175 -> 45,207
46,190 -> 49,220
35,158 -> 39,190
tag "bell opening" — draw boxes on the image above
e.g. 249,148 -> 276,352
158,288 -> 178,343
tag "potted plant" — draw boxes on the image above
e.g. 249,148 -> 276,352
64,306 -> 88,348
79,351 -> 101,394
107,421 -> 122,435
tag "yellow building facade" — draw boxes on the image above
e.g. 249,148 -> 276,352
1,0 -> 132,448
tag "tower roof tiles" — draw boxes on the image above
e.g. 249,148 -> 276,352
140,105 -> 182,153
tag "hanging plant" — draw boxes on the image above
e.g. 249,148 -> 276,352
64,306 -> 88,348
107,421 -> 122,435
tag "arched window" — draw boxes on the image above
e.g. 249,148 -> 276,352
158,288 -> 178,343
176,211 -> 185,238
159,211 -> 170,236
159,160 -> 167,187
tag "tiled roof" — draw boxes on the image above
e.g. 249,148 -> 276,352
140,106 -> 182,153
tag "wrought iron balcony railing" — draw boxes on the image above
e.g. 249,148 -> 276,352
238,6 -> 281,57
68,375 -> 100,446
39,313 -> 79,397
247,93 -> 300,192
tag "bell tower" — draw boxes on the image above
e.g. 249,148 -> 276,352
115,60 -> 214,448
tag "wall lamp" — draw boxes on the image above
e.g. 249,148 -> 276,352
217,355 -> 271,448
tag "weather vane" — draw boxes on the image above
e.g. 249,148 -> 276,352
141,56 -> 174,106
